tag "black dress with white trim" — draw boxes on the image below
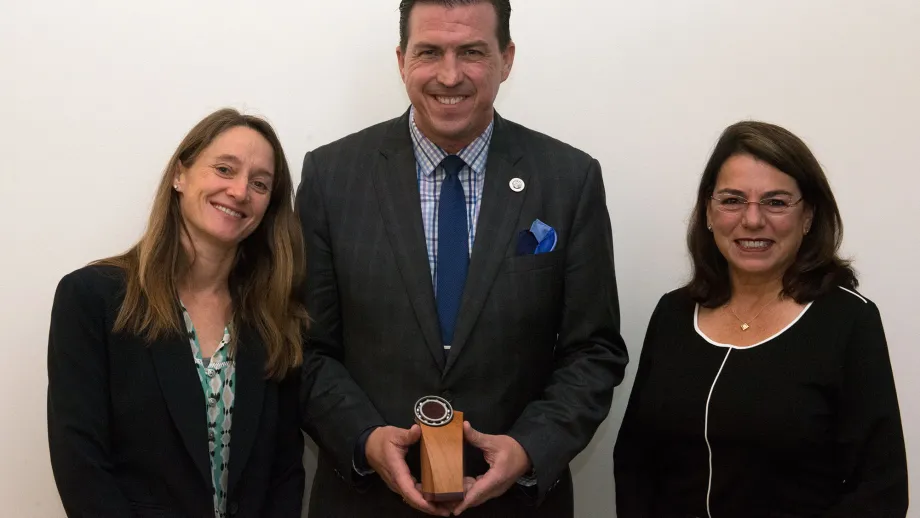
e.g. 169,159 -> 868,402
614,286 -> 907,518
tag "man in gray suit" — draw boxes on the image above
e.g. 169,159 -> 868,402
297,1 -> 628,516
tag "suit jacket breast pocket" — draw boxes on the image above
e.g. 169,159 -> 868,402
502,251 -> 561,273
497,251 -> 563,338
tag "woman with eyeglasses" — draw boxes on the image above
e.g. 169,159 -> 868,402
614,121 -> 907,517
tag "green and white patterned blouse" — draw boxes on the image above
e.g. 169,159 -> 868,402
181,304 -> 236,518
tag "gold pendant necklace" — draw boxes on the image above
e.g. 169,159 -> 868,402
726,296 -> 778,331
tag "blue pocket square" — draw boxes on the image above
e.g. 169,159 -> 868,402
516,219 -> 557,255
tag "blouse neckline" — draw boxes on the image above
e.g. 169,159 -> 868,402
693,301 -> 813,350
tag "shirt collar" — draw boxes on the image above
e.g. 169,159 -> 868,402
409,105 -> 494,178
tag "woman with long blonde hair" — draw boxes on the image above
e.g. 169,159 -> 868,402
48,108 -> 308,517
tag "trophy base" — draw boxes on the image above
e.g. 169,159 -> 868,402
418,409 -> 464,502
421,491 -> 465,503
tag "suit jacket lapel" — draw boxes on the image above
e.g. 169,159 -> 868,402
445,114 -> 526,374
227,324 -> 266,494
149,330 -> 212,487
374,111 -> 446,370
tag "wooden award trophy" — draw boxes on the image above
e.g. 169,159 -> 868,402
414,395 -> 464,502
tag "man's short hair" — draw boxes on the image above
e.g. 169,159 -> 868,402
398,0 -> 512,51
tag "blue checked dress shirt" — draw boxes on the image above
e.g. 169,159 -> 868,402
409,106 -> 493,292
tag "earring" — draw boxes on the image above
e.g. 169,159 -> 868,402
173,184 -> 179,191
707,223 -> 712,231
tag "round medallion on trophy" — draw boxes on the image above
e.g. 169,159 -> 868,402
414,396 -> 454,427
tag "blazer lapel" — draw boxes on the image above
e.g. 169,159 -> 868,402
149,331 -> 212,487
227,324 -> 266,495
445,114 -> 527,373
374,111 -> 446,370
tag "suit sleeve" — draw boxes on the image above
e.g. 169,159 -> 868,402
613,295 -> 666,518
47,272 -> 133,517
823,300 -> 908,517
296,151 -> 387,481
263,370 -> 306,517
507,158 -> 629,500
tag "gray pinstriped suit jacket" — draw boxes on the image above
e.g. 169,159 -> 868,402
297,109 -> 628,517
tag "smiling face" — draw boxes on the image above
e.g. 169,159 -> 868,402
174,125 -> 274,251
396,1 -> 514,152
707,154 -> 814,283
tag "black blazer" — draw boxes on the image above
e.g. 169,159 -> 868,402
297,110 -> 628,517
47,265 -> 304,518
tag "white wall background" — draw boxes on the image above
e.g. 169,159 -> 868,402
1,0 -> 918,516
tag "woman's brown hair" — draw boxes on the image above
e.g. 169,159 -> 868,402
686,120 -> 857,307
96,108 -> 307,380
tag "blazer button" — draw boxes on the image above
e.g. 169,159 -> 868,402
208,395 -> 218,407
228,501 -> 239,515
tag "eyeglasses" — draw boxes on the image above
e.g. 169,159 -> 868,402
710,194 -> 804,215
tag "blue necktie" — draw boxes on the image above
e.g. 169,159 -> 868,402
436,155 -> 469,352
